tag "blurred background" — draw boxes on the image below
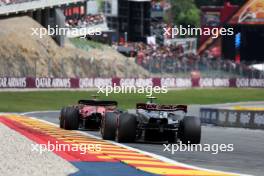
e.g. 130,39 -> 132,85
0,0 -> 263,80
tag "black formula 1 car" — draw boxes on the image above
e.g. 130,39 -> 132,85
59,96 -> 118,130
101,97 -> 201,144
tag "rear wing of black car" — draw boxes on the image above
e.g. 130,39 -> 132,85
136,103 -> 187,113
78,100 -> 118,106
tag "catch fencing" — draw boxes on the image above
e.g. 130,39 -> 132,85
200,108 -> 264,129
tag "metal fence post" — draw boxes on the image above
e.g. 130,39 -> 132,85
61,58 -> 64,77
34,59 -> 37,77
48,57 -> 52,77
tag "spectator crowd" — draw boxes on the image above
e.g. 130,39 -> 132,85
65,14 -> 105,28
0,0 -> 39,6
113,41 -> 263,78
151,0 -> 171,11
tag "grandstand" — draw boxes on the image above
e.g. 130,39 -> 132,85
0,0 -> 112,45
0,0 -> 39,6
0,0 -> 85,15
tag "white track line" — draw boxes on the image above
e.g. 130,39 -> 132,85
21,111 -> 59,115
16,112 -> 252,176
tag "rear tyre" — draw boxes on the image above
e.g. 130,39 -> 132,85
178,116 -> 201,144
59,107 -> 66,128
116,113 -> 137,143
101,112 -> 117,140
64,107 -> 79,130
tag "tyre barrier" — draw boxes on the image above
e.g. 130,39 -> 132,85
200,108 -> 264,129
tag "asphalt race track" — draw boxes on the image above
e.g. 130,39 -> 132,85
22,108 -> 264,176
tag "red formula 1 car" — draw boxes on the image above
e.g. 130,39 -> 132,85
59,97 -> 118,130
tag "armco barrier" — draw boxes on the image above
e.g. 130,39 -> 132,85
200,108 -> 219,125
0,77 -> 264,88
200,108 -> 264,129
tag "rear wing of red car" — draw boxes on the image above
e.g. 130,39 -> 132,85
136,103 -> 187,113
78,100 -> 118,106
